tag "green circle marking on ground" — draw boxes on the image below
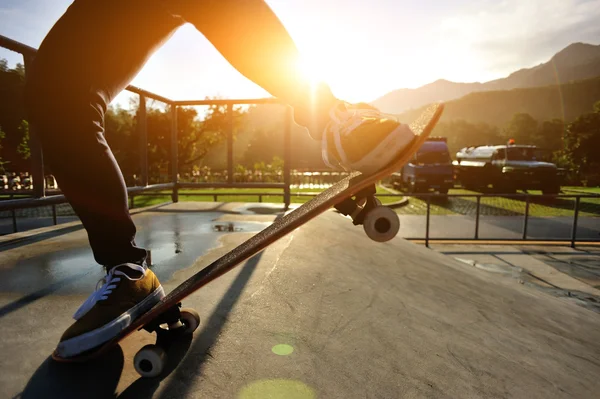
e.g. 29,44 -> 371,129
272,344 -> 294,356
239,379 -> 315,399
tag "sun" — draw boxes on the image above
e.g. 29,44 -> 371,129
298,56 -> 327,87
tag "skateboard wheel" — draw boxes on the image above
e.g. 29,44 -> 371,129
180,308 -> 201,334
363,206 -> 400,242
134,344 -> 167,378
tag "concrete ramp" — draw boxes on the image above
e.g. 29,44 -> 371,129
175,211 -> 600,399
0,204 -> 599,398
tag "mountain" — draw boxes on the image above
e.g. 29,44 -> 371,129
395,76 -> 600,128
486,42 -> 600,91
371,79 -> 486,116
372,42 -> 600,114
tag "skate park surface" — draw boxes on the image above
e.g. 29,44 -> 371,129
0,202 -> 599,399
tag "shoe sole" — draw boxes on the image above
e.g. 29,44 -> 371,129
57,285 -> 166,358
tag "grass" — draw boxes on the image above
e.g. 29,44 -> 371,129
3,185 -> 599,218
131,186 -> 401,209
379,188 -> 600,217
563,186 -> 600,194
131,185 -> 600,218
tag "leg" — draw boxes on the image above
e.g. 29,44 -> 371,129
170,1 -> 417,174
26,84 -> 168,359
25,1 -> 186,358
24,0 -> 184,267
168,0 -> 338,138
26,90 -> 148,268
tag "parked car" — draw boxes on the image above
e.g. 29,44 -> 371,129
454,141 -> 561,194
392,137 -> 454,194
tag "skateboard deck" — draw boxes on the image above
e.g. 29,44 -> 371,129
52,103 -> 444,368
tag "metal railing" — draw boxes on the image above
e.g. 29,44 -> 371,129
127,189 -> 600,248
0,35 -> 293,227
373,192 -> 599,248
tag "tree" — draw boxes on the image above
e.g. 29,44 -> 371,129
143,104 -> 244,177
431,119 -> 502,155
0,125 -> 6,172
535,119 -> 565,151
562,105 -> 600,182
243,128 -> 283,166
557,101 -> 600,184
105,106 -> 137,178
177,104 -> 246,171
104,101 -> 248,182
0,59 -> 28,171
13,63 -> 25,78
17,120 -> 30,160
503,113 -> 538,144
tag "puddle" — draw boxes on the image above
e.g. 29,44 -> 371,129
454,257 -> 521,276
0,212 -> 273,296
453,257 -> 600,314
234,203 -> 298,215
212,222 -> 268,233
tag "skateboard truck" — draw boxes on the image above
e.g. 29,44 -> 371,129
134,303 -> 200,378
334,184 -> 400,242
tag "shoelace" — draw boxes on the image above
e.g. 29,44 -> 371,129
323,102 -> 382,169
73,263 -> 146,320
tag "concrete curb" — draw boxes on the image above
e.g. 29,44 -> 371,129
378,184 -> 409,208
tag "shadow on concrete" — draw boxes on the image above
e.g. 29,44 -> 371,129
118,250 -> 265,399
0,224 -> 84,253
19,346 -> 125,399
117,335 -> 194,399
0,270 -> 91,318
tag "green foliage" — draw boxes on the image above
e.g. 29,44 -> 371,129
560,106 -> 600,184
17,120 -> 30,160
503,113 -> 538,143
0,58 -> 28,171
535,119 -> 565,151
105,101 -> 246,182
243,128 -> 283,167
431,119 -> 502,155
0,125 -> 6,172
13,63 -> 25,78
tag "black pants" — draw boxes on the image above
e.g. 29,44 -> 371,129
25,0 -> 335,268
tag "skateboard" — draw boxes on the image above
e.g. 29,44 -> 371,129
51,103 -> 444,377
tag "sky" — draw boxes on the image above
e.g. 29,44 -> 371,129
1,0 -> 600,108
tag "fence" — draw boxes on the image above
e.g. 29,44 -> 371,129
0,34 -> 293,212
379,192 -> 599,248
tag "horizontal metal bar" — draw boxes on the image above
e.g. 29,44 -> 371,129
135,192 -> 284,197
0,34 -> 36,57
125,85 -> 174,105
393,193 -> 600,199
0,195 -> 66,212
127,183 -> 175,194
178,182 -> 286,189
403,237 -> 600,242
174,98 -> 283,106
